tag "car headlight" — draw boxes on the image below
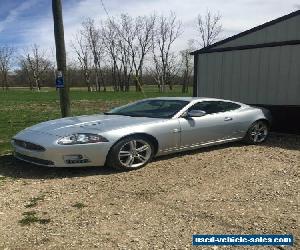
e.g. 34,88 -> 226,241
57,133 -> 109,145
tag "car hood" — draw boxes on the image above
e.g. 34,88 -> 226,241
23,114 -> 161,137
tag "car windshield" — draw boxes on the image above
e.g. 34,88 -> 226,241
105,99 -> 189,118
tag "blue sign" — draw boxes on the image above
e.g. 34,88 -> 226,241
192,234 -> 293,246
56,71 -> 64,88
56,76 -> 64,88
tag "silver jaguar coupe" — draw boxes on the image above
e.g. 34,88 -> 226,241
12,97 -> 271,170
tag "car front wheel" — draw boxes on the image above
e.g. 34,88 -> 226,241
106,136 -> 154,171
244,120 -> 269,144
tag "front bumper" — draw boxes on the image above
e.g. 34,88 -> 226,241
14,152 -> 55,166
12,130 -> 112,167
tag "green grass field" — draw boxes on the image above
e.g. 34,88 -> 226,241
0,86 -> 192,154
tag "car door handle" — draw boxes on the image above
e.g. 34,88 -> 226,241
173,128 -> 181,133
224,117 -> 233,121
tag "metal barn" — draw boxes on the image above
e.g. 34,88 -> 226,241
191,10 -> 300,133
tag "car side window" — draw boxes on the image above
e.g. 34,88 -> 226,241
188,101 -> 220,114
188,101 -> 241,115
217,101 -> 241,112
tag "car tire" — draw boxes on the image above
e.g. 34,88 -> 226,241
244,120 -> 269,144
106,135 -> 155,171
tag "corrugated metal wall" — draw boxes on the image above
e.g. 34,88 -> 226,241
197,44 -> 300,105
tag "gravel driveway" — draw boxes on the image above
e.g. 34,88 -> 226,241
0,134 -> 299,249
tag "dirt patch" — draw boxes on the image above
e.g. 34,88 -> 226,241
0,134 -> 299,249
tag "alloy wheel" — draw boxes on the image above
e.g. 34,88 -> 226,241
250,121 -> 268,143
118,139 -> 152,168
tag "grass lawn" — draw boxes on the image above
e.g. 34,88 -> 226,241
0,85 -> 192,154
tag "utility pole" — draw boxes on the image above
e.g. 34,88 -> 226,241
52,0 -> 71,117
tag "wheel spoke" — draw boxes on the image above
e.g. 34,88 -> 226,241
129,140 -> 136,151
136,154 -> 146,162
129,157 -> 135,166
119,151 -> 131,157
136,145 -> 149,153
125,155 -> 134,166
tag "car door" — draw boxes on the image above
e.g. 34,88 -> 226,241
179,101 -> 242,147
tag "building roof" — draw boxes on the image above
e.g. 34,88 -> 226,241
191,9 -> 300,55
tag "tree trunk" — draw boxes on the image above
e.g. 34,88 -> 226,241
112,64 -> 118,92
84,71 -> 91,92
118,71 -> 123,91
135,70 -> 141,92
182,71 -> 189,93
5,73 -> 8,90
2,72 -> 9,90
94,68 -> 100,92
99,69 -> 106,92
87,82 -> 91,92
160,74 -> 166,93
34,74 -> 40,91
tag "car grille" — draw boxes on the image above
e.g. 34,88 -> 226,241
13,139 -> 45,151
14,152 -> 54,166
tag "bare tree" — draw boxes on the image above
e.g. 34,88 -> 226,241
118,37 -> 133,91
71,33 -> 92,91
180,50 -> 191,93
82,18 -> 106,91
102,13 -> 156,92
102,18 -> 122,91
152,12 -> 182,92
0,46 -> 14,90
19,56 -> 34,90
180,40 -> 195,93
128,15 -> 156,91
115,14 -> 135,91
196,10 -> 222,48
20,45 -> 52,91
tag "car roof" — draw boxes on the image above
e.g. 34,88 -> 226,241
147,96 -> 241,102
147,97 -> 209,101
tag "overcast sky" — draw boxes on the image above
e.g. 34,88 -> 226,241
0,0 -> 299,55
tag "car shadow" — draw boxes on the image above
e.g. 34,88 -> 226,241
0,142 -> 243,180
0,133 -> 298,180
0,154 -> 117,180
260,132 -> 300,151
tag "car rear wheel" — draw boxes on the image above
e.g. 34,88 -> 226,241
244,120 -> 269,144
106,136 -> 154,171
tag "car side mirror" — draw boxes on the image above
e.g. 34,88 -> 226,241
186,110 -> 206,118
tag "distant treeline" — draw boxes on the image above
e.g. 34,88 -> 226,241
9,66 -> 185,90
0,11 -> 222,93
